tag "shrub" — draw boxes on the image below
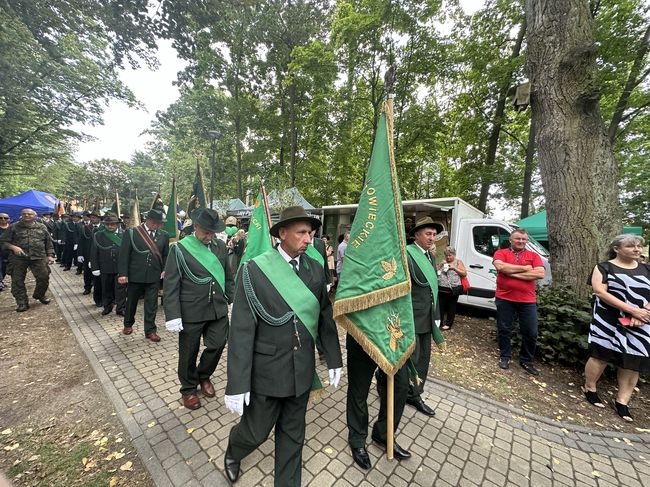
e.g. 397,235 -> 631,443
536,285 -> 592,366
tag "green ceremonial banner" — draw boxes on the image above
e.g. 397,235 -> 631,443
188,161 -> 207,214
164,178 -> 179,241
333,99 -> 415,375
239,189 -> 273,267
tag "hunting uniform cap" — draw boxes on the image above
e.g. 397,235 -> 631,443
41,211 -> 53,216
103,214 -> 120,224
146,208 -> 164,222
270,206 -> 321,238
410,216 -> 443,236
89,211 -> 101,218
82,210 -> 91,217
192,208 -> 225,233
225,216 -> 238,226
72,212 -> 83,218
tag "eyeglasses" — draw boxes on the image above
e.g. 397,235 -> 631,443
0,217 -> 8,220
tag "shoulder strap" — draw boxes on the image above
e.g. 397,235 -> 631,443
135,225 -> 163,265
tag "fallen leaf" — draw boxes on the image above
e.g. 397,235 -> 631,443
120,461 -> 133,471
187,428 -> 195,434
4,443 -> 19,451
109,477 -> 120,487
592,471 -> 601,478
1,429 -> 12,435
147,422 -> 156,428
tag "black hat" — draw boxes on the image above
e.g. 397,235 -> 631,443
41,211 -> 53,216
61,213 -> 70,218
410,217 -> 443,236
192,208 -> 225,233
270,206 -> 321,238
103,214 -> 120,224
121,212 -> 130,218
71,212 -> 82,219
145,208 -> 164,222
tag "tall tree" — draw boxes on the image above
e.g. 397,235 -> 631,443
526,0 -> 621,297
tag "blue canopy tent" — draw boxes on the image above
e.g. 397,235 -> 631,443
0,190 -> 59,222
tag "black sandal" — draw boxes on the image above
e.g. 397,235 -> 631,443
612,400 -> 633,422
581,386 -> 605,408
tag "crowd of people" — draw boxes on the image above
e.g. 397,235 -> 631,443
0,205 -> 648,485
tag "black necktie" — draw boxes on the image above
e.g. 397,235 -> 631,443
289,259 -> 299,274
150,230 -> 155,239
425,251 -> 432,264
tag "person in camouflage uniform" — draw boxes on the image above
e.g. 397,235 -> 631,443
0,208 -> 55,312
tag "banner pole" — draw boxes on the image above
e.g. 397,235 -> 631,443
387,373 -> 394,460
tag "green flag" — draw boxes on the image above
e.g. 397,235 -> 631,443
239,187 -> 273,267
188,160 -> 207,215
110,190 -> 121,218
164,177 -> 179,241
333,100 -> 415,375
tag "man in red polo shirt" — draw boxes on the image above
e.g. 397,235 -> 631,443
493,228 -> 545,375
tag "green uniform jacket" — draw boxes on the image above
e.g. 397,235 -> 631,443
91,230 -> 123,274
117,225 -> 169,283
162,238 -> 234,323
226,253 -> 342,398
408,249 -> 439,334
0,221 -> 54,258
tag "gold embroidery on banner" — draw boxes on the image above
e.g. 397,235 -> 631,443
381,258 -> 397,280
386,313 -> 404,352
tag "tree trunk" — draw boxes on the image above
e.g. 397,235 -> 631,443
477,21 -> 526,212
520,107 -> 536,219
526,0 -> 621,299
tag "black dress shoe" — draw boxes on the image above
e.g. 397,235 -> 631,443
75,269 -> 83,275
520,362 -> 540,376
371,435 -> 411,460
101,305 -> 113,316
224,447 -> 240,483
350,446 -> 371,470
16,304 -> 29,312
406,398 -> 436,417
499,358 -> 510,370
82,289 -> 91,295
33,297 -> 50,305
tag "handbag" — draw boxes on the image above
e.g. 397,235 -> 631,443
460,275 -> 471,293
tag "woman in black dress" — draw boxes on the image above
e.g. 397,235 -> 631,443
583,235 -> 650,422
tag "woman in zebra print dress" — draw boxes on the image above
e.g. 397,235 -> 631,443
583,234 -> 650,422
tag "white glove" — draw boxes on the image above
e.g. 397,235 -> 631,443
88,261 -> 92,268
224,392 -> 250,416
165,318 -> 184,333
73,244 -> 78,251
92,270 -> 100,276
329,368 -> 342,388
435,319 -> 441,328
77,256 -> 84,263
56,240 -> 61,244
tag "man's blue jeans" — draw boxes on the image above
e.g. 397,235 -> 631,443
495,298 -> 538,364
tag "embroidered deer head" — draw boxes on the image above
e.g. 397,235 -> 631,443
386,313 -> 404,352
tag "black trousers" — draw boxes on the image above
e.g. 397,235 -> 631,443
228,389 -> 310,487
101,273 -> 126,312
123,281 -> 158,335
61,242 -> 74,269
178,315 -> 228,395
82,264 -> 93,291
438,289 -> 459,328
346,334 -> 408,449
407,331 -> 432,402
92,275 -> 103,306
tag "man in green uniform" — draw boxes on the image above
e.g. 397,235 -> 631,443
0,208 -> 55,312
118,209 -> 169,342
91,214 -> 126,316
223,206 -> 342,486
405,216 -> 442,416
163,209 -> 234,410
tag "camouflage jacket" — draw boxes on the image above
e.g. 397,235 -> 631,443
0,220 -> 54,259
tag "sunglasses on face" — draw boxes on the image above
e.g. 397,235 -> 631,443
0,217 -> 9,220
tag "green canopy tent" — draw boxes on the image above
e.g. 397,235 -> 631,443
515,210 -> 642,248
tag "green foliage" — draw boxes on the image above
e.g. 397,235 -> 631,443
536,285 -> 593,366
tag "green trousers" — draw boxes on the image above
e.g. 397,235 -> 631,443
8,256 -> 50,305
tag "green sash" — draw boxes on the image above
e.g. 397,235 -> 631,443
102,229 -> 122,247
305,243 -> 324,266
179,235 -> 225,291
407,244 -> 444,344
253,250 -> 323,390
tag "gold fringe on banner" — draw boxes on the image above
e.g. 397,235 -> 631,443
332,280 -> 411,318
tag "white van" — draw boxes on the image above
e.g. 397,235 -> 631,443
319,197 -> 551,311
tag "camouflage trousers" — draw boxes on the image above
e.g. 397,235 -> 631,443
7,256 -> 50,305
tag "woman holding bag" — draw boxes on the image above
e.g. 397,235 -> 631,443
437,247 -> 467,330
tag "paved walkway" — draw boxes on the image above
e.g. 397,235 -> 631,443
49,266 -> 650,487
